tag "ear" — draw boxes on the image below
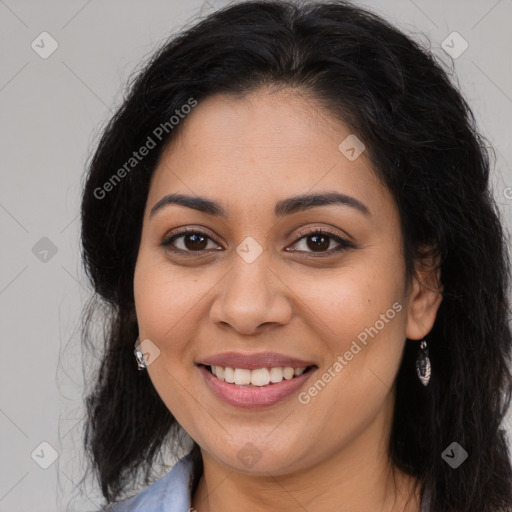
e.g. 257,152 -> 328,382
405,249 -> 444,340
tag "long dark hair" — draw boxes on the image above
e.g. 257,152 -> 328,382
80,1 -> 512,510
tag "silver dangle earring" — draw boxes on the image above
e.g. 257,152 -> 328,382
134,337 -> 146,371
415,339 -> 431,386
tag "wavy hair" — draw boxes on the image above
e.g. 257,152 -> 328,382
80,1 -> 512,510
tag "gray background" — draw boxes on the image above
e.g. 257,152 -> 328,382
0,0 -> 511,510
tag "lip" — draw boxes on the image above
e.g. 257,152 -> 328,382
197,351 -> 316,370
198,364 -> 317,409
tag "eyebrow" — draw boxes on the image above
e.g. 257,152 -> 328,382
149,191 -> 370,219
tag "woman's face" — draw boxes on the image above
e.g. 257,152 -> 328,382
133,87 -> 441,476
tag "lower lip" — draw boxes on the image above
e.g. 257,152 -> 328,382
198,365 -> 316,409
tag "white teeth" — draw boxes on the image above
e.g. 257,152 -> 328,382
251,368 -> 270,386
224,367 -> 235,383
234,368 -> 251,385
283,367 -> 295,380
269,367 -> 283,383
215,365 -> 224,380
208,365 -> 309,386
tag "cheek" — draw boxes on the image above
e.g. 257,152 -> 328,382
133,256 -> 206,355
297,262 -> 405,340
293,258 -> 407,400
133,257 -> 207,423
295,273 -> 406,442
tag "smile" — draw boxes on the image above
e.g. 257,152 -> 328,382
205,364 -> 315,386
198,364 -> 317,408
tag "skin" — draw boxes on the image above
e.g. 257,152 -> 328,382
133,87 -> 443,512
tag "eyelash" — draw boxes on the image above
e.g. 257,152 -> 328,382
160,227 -> 354,257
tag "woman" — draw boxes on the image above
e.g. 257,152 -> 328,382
80,1 -> 512,511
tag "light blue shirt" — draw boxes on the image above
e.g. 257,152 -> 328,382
101,453 -> 195,512
97,452 -> 431,511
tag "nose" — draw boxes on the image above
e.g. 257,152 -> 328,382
209,251 -> 293,336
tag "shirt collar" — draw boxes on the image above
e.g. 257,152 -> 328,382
106,452 -> 195,512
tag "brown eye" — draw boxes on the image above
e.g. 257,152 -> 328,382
181,232 -> 208,251
288,229 -> 354,256
161,230 -> 221,254
304,233 -> 331,251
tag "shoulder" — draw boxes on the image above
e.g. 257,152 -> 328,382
96,453 -> 195,512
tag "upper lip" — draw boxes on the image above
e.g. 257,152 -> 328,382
197,351 -> 317,370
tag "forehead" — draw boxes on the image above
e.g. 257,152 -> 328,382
146,88 -> 392,220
